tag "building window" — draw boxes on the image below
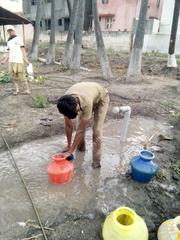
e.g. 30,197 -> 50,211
105,16 -> 113,30
102,0 -> 109,4
45,19 -> 51,30
58,19 -> 62,26
99,17 -> 101,22
31,0 -> 36,5
64,18 -> 70,31
48,19 -> 51,29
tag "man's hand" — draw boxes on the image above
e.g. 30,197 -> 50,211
61,145 -> 71,153
25,59 -> 30,65
64,117 -> 73,148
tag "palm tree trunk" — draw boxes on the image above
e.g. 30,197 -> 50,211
70,0 -> 85,70
63,0 -> 79,67
30,0 -> 43,60
167,0 -> 180,68
126,0 -> 149,82
46,0 -> 56,64
92,0 -> 112,80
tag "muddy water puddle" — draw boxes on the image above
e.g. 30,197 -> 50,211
0,117 -> 173,239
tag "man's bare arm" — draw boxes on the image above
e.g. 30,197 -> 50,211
69,118 -> 88,153
64,116 -> 73,149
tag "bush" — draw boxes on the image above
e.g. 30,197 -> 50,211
0,71 -> 11,83
35,94 -> 49,108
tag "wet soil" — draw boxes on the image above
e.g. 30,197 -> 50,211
0,48 -> 180,240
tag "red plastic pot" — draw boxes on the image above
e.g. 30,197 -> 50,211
52,153 -> 65,161
48,154 -> 74,184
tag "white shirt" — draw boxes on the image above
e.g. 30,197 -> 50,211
7,36 -> 24,63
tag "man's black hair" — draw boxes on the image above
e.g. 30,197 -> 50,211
57,95 -> 77,119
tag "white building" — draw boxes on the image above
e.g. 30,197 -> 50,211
0,0 -> 22,13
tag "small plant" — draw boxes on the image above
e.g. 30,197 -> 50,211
144,50 -> 161,57
0,71 -> 11,83
166,100 -> 180,110
35,94 -> 49,108
34,75 -> 47,85
171,164 -> 180,175
59,64 -> 69,72
164,100 -> 180,120
156,169 -> 167,181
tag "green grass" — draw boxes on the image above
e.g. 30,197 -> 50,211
35,94 -> 49,108
166,100 -> 180,110
164,100 -> 180,119
0,71 -> 11,83
171,164 -> 180,175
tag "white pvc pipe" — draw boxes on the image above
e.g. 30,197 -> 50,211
113,106 -> 131,142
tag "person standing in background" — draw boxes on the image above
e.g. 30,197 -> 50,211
0,25 -> 30,95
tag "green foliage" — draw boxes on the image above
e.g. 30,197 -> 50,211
0,71 -> 11,83
171,164 -> 180,175
144,50 -> 162,57
166,100 -> 180,110
164,100 -> 180,119
156,169 -> 167,181
34,75 -> 47,85
35,94 -> 49,108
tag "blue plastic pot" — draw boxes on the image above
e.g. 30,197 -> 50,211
66,154 -> 75,161
130,150 -> 159,183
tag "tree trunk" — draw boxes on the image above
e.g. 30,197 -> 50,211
66,0 -> 72,19
92,0 -> 112,80
84,0 -> 93,31
63,0 -> 79,67
126,0 -> 149,82
167,0 -> 180,68
30,0 -> 43,60
46,0 -> 56,64
70,0 -> 85,70
23,0 -> 31,14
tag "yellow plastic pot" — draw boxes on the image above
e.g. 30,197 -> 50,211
103,207 -> 148,240
158,216 -> 180,240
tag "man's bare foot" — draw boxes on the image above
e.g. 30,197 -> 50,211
22,90 -> 31,95
13,91 -> 19,96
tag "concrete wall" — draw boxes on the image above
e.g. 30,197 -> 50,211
144,34 -> 180,53
38,31 -> 180,54
1,27 -> 180,55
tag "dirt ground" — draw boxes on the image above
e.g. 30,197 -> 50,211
0,48 -> 180,240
